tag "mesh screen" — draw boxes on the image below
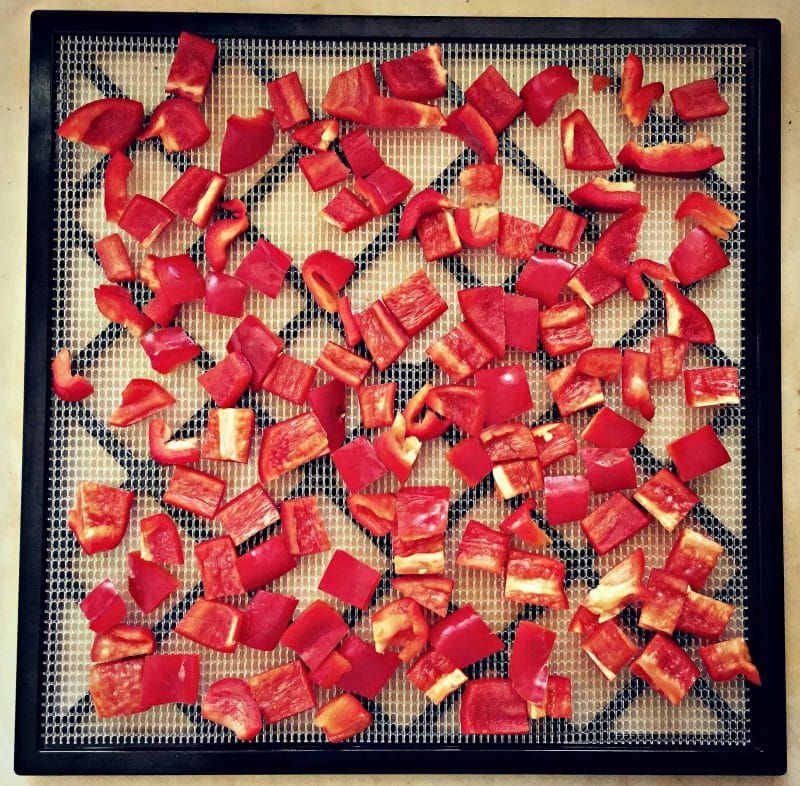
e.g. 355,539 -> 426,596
44,33 -> 749,749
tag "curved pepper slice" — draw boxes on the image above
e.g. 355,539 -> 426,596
57,97 -> 144,154
108,378 -> 174,427
622,349 -> 655,420
372,597 -> 429,662
398,190 -> 457,240
373,414 -> 422,484
148,417 -> 200,466
91,624 -> 155,663
593,206 -> 647,278
391,576 -> 453,617
460,679 -> 529,735
205,199 -> 248,273
302,250 -> 356,313
138,97 -> 210,152
354,165 -> 414,216
321,189 -> 373,232
617,133 -> 725,177
670,78 -> 729,121
499,499 -> 550,547
322,63 -> 379,124
456,520 -> 510,575
140,512 -> 183,564
633,468 -> 698,532
307,380 -> 346,450
625,258 -> 679,301
176,597 -> 243,652
569,177 -> 641,213
505,549 -> 568,608
347,493 -> 397,537
161,165 -> 227,229
127,551 -> 179,613
165,31 -> 216,103
402,382 -> 450,440
118,195 -> 175,248
583,548 -> 646,621
219,108 -> 275,174
407,648 -> 467,704
292,118 -> 338,152
675,191 -> 738,240
509,621 -> 556,704
442,103 -> 498,163
51,348 -> 93,402
198,351 -> 252,407
580,492 -> 649,555
663,281 -> 716,344
520,65 -> 579,127
267,71 -> 311,130
429,604 -> 503,668
669,226 -> 730,286
561,109 -> 614,171
94,285 -> 154,338
104,151 -> 133,223
368,95 -> 445,129
80,579 -> 126,633
465,64 -> 524,133
618,52 -> 664,127
258,411 -> 329,482
378,45 -> 447,101
315,694 -> 372,743
630,634 -> 699,705
699,638 -> 761,685
202,678 -> 262,741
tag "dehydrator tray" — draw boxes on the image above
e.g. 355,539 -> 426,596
17,10 -> 783,775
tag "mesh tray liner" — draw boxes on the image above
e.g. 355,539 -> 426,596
45,34 -> 749,749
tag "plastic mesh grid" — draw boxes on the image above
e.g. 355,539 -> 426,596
43,33 -> 749,749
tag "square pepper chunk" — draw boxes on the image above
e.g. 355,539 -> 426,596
249,660 -> 316,723
318,550 -> 382,610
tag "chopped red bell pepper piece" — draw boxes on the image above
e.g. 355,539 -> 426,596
80,579 -> 126,633
347,493 -> 397,537
637,568 -> 689,635
576,348 -> 622,381
569,177 -> 641,213
201,407 -> 255,464
493,458 -> 544,500
91,624 -> 156,663
354,164 -> 414,216
505,549 -> 568,608
649,335 -> 690,381
68,482 -> 134,556
396,485 -> 450,540
357,382 -> 396,429
625,257 -> 679,301
675,191 -> 738,240
630,634 -> 699,705
456,520 -> 510,575
194,535 -> 246,599
262,352 -> 316,404
237,590 -> 298,652
465,65 -> 524,133
148,417 -> 199,466
165,31 -> 216,103
104,151 -> 133,223
331,436 -> 388,493
379,44 -> 447,101
57,97 -> 144,154
140,512 -> 183,565
281,600 -> 349,670
393,531 -> 444,574
460,679 -> 529,735
539,207 -> 587,253
391,576 -> 453,618
581,406 -> 645,448
531,421 -> 577,468
684,366 -> 740,407
667,424 -> 731,481
475,365 -> 533,426
426,384 -> 488,437
398,189 -> 456,240
249,660 -> 316,723
267,71 -> 311,130
217,484 -> 279,546
520,65 -> 579,127
539,299 -> 594,357
593,206 -> 647,278
94,284 -> 153,338
459,163 -> 503,206
583,548 -> 646,621
321,188 -> 373,232
582,447 -> 637,493
561,109 -> 614,171
127,551 -> 180,613
567,605 -> 602,641
544,674 -> 573,718
280,496 -> 331,556
205,198 -> 248,273
198,351 -> 252,408
670,78 -> 729,121
407,648 -> 467,704
442,103 -> 499,163
368,95 -> 445,129
233,534 -> 294,595
357,300 -> 409,370
292,118 -> 339,152
161,165 -> 227,228
617,133 -> 725,177
426,322 -> 493,383
235,237 -> 292,298
499,499 -> 550,547
546,362 -> 605,416
336,635 -> 401,699
670,226 -> 730,286
204,271 -> 248,318
118,194 -> 175,248
497,213 -> 540,259
153,253 -> 205,304
581,619 -> 639,680
675,590 -> 734,640
622,349 -> 655,420
258,411 -> 329,482
544,475 -> 590,526
141,326 -> 202,374
339,126 -> 384,177
510,621 -> 556,704
403,382 -> 451,441
322,63 -> 380,124
164,466 -> 225,519
568,256 -> 625,307
138,97 -> 210,152
315,694 -> 372,743
140,653 -> 200,708
176,597 -> 243,652
503,294 -> 539,353
618,53 -> 664,127
51,348 -> 93,402
219,108 -> 275,174
633,468 -> 698,532
453,206 -> 500,248
95,233 -> 135,283
307,380 -> 346,450
592,73 -> 613,91
227,314 -> 283,389
664,528 -> 723,592
446,437 -> 494,488
142,291 -> 179,328
89,658 -> 145,718
458,286 -> 505,359
373,414 -> 422,484
202,678 -> 262,741
337,295 -> 362,348
108,378 -> 175,427
310,653 -> 352,691
430,604 -> 503,668
580,492 -> 650,556
516,253 -> 576,307
316,342 -> 369,388
299,150 -> 349,192
699,638 -> 761,685
372,597 -> 429,662
416,210 -> 462,261
319,549 -> 382,610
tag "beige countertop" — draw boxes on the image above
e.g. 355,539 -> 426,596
0,0 -> 796,783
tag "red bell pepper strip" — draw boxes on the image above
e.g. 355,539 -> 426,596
235,238 -> 292,299
201,407 -> 254,464
202,678 -> 263,741
618,53 -> 664,127
403,382 -> 451,441
372,597 -> 429,662
670,78 -> 729,121
263,352 -> 316,404
581,406 -> 645,448
625,257 -> 678,301
108,378 -> 174,427
667,424 -> 731,481
675,590 -> 734,640
546,362 -> 605,417
459,163 -> 503,206
520,65 -> 579,127
699,638 -> 761,685
332,436 -> 388,493
368,95 -> 445,129
104,151 -> 133,222
474,365 -> 533,425
204,271 -> 247,317
539,299 -> 594,357
576,348 -> 622,381
311,649 -> 353,689
118,194 -> 175,248
429,604 -> 503,668
319,549 -> 382,610
426,322 -> 493,383
80,579 -> 126,633
339,126 -> 384,177
458,286 -> 505,359
617,133 -> 725,177
292,118 -> 339,152
357,382 -> 396,429
219,108 -> 275,174
321,188 -> 373,232
493,458 -> 544,500
396,485 -> 451,540
205,198 -> 248,273
503,294 -> 539,353
622,349 -> 655,420
505,549 -> 568,608
630,634 -> 700,706
393,533 -> 444,575
568,256 -> 625,307
227,314 -> 283,389
582,447 -> 637,493
539,207 -> 588,253
248,660 -> 316,723
57,97 -> 143,154
95,233 -> 134,283
581,620 -> 639,680
465,65 -> 524,133
354,164 -> 414,216
453,206 -> 500,248
298,150 -> 350,192
379,44 -> 447,101
569,177 -> 641,213
140,512 -> 183,565
638,568 -> 689,635
633,468 -> 698,532
670,226 -> 730,287
347,493 -> 397,537
89,658 -> 145,718
161,166 -> 227,229
163,466 -> 226,519
237,590 -> 298,652
127,551 -> 179,613
141,653 -> 200,708
561,109 -> 614,171
530,421 -> 577,468
373,414 -> 422,484
175,597 -> 243,652
307,380 -> 346,450
568,605 -> 601,641
148,417 -> 200,466
153,254 -> 205,304
456,517 -> 511,573
416,210 -> 462,261
281,600 -> 349,670
509,621 -> 556,704
516,253 -> 576,307
426,384 -> 488,437
322,63 -> 380,124
94,284 -> 153,338
357,300 -> 410,371
498,213 -> 540,259
544,475 -> 590,526
302,250 -> 356,313
580,492 -> 650,556
336,635 -> 401,699
583,548 -> 646,621
460,679 -> 529,735
51,348 -> 93,402
664,528 -> 724,592
267,71 -> 311,130
499,499 -> 550,547
315,694 -> 372,743
391,576 -> 453,618
68,482 -> 134,556
398,189 -> 456,240
675,191 -> 738,240
593,206 -> 648,278
592,74 -> 613,92
258,411 -> 329,482
138,97 -> 210,152
649,335 -> 689,381
442,104 -> 499,163
194,535 -> 246,599
198,351 -> 252,408
446,437 -> 494,488
684,365 -> 740,407
91,625 -> 156,663
165,31 -> 216,103
544,674 -> 573,719
407,648 -> 467,704
280,496 -> 331,556
217,483 -> 279,546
